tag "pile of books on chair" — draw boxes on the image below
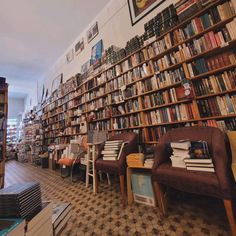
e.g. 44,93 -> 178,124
184,141 -> 214,173
102,140 -> 125,161
170,141 -> 191,168
170,140 -> 214,172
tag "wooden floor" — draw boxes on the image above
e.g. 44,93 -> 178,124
5,160 -> 230,236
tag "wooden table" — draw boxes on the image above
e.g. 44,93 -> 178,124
126,165 -> 156,205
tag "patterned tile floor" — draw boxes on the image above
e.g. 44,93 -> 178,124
5,160 -> 231,236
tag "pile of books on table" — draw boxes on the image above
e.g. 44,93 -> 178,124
102,140 -> 125,161
170,140 -> 214,172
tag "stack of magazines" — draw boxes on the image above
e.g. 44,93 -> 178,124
0,182 -> 42,219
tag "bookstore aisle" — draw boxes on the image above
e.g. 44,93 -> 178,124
5,160 -> 230,236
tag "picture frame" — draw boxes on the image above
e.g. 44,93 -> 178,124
51,73 -> 63,94
66,48 -> 74,63
90,40 -> 103,66
75,38 -> 84,55
87,22 -> 99,43
127,0 -> 166,26
81,60 -> 91,74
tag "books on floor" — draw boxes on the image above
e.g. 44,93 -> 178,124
0,182 -> 42,219
102,140 -> 125,161
52,202 -> 72,236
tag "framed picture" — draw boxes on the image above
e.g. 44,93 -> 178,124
75,38 -> 84,55
87,22 -> 99,43
128,0 -> 166,26
81,60 -> 91,74
90,40 -> 103,66
66,48 -> 74,63
51,73 -> 63,94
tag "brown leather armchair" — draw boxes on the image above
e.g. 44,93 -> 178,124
152,126 -> 236,235
95,132 -> 139,202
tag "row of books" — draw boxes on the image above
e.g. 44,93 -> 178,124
200,118 -> 236,131
141,85 -> 189,108
193,69 -> 236,96
145,103 -> 194,125
187,50 -> 236,77
112,100 -> 139,115
141,1 -> 235,60
87,109 -> 110,121
86,98 -> 109,112
197,94 -> 236,117
88,120 -> 111,131
113,114 -> 141,129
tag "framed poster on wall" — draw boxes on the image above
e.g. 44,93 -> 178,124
87,22 -> 99,43
128,0 -> 166,26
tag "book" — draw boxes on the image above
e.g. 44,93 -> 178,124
52,203 -> 71,236
184,158 -> 212,164
190,140 -> 210,159
186,166 -> 215,172
170,140 -> 191,149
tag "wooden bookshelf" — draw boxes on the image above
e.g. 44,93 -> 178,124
42,0 -> 236,146
0,82 -> 8,188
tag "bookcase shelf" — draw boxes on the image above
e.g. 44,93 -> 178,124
42,0 -> 236,146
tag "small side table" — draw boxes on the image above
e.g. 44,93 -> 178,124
127,166 -> 156,206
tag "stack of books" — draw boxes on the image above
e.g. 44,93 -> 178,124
0,182 -> 42,219
144,158 -> 154,168
127,153 -> 144,167
102,140 -> 125,161
184,140 -> 214,172
52,203 -> 71,236
170,141 -> 191,168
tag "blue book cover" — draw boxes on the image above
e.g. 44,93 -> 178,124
131,173 -> 154,198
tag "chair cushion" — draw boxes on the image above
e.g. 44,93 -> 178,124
58,158 -> 74,166
153,162 -> 222,198
95,158 -> 119,174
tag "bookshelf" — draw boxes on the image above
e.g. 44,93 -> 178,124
0,81 -> 8,188
41,0 -> 236,148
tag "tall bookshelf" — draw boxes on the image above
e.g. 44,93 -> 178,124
0,80 -> 8,188
42,0 -> 236,148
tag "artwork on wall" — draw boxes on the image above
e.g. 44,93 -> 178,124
81,60 -> 91,74
87,22 -> 99,43
75,38 -> 85,55
66,48 -> 74,63
51,73 -> 63,94
128,0 -> 166,25
90,40 -> 103,67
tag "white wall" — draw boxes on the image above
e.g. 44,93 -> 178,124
25,0 -> 177,111
8,97 -> 25,119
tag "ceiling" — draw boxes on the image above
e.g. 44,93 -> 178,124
0,0 -> 111,99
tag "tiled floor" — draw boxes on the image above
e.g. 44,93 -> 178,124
5,160 -> 231,236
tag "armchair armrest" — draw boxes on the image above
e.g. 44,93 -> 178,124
153,143 -> 171,170
212,138 -> 234,198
